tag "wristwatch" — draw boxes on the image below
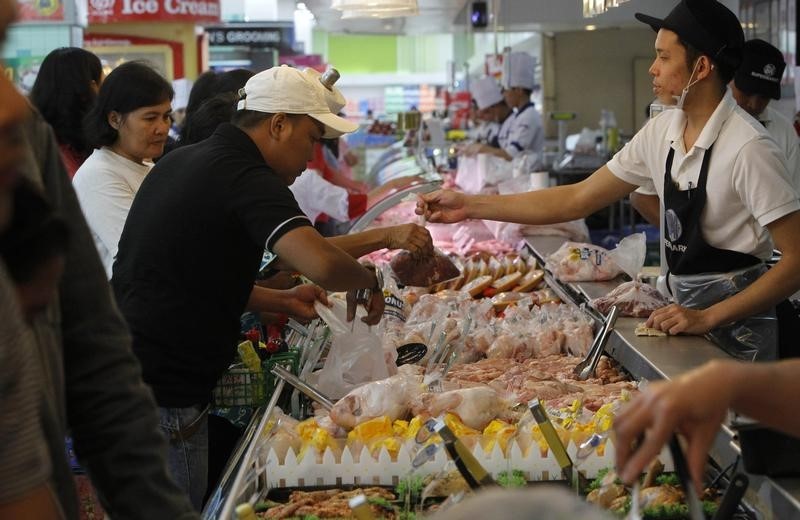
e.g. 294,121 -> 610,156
355,265 -> 383,304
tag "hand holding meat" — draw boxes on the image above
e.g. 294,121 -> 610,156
646,304 -> 715,335
416,190 -> 469,224
390,250 -> 460,287
385,223 -> 433,256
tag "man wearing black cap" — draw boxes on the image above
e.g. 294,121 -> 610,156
418,0 -> 800,361
732,39 -> 799,192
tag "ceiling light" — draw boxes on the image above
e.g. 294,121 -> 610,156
331,0 -> 416,10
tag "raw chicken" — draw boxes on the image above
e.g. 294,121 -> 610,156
545,241 -> 622,282
329,365 -> 423,430
412,386 -> 509,430
591,281 -> 670,318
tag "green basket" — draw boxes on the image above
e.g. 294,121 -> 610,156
211,365 -> 267,407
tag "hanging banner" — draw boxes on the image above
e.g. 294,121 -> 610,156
88,0 -> 221,23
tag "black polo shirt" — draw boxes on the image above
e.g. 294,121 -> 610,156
112,123 -> 311,407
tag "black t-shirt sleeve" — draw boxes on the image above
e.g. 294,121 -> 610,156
229,166 -> 311,251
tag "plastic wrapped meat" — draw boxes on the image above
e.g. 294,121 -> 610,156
390,249 -> 460,287
412,386 -> 509,430
329,365 -> 423,431
545,242 -> 622,282
591,281 -> 670,318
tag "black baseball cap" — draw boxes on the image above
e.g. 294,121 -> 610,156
635,0 -> 744,72
734,39 -> 785,100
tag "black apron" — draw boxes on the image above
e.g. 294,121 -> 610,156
662,145 -> 780,360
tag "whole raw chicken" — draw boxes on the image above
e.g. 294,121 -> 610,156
412,386 -> 509,430
329,365 -> 423,430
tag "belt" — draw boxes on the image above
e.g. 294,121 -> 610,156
169,404 -> 210,442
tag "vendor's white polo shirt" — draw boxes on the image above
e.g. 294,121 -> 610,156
759,105 -> 800,195
607,90 -> 800,261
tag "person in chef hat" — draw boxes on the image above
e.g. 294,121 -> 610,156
490,51 -> 544,168
466,76 -> 512,150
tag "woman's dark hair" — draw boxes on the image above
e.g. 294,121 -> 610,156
30,47 -> 102,157
181,68 -> 254,143
182,92 -> 237,145
83,61 -> 174,148
0,179 -> 70,284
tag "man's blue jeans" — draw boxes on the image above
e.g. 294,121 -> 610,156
158,405 -> 209,510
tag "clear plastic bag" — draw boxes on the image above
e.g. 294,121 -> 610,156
313,299 -> 392,399
545,242 -> 622,282
591,281 -> 669,318
669,264 -> 777,361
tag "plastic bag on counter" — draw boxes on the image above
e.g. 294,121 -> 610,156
591,281 -> 670,318
589,233 -> 664,318
545,233 -> 646,283
606,232 -> 646,279
313,299 -> 392,400
545,242 -> 621,282
390,248 -> 461,287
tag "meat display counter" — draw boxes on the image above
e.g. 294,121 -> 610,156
524,234 -> 800,520
201,231 -> 799,520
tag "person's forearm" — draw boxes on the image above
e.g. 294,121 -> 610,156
464,166 -> 635,225
246,285 -> 292,313
488,146 -> 513,161
720,360 -> 800,437
328,229 -> 388,258
630,192 -> 661,228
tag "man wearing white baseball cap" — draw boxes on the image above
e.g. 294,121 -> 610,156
112,65 -> 385,508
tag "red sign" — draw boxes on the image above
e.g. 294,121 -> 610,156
88,0 -> 221,23
17,0 -> 64,21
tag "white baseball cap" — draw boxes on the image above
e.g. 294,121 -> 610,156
471,76 -> 503,110
237,65 -> 359,138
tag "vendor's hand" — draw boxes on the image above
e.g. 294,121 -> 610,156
385,223 -> 433,256
416,190 -> 469,224
345,287 -> 385,325
614,360 -> 735,493
646,304 -> 715,335
345,179 -> 369,194
283,284 -> 328,322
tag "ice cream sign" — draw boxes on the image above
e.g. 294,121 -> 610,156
88,0 -> 221,23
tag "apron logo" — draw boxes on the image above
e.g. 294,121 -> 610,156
665,209 -> 683,242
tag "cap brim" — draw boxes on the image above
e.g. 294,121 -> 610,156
635,12 -> 666,33
309,112 -> 360,139
735,74 -> 781,100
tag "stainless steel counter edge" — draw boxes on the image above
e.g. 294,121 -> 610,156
525,234 -> 800,519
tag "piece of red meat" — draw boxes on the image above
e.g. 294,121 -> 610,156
390,250 -> 460,287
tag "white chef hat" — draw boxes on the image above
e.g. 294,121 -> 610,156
470,76 -> 504,110
503,52 -> 536,90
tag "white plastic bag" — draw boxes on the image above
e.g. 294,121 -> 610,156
545,242 -> 622,282
313,299 -> 391,399
607,232 -> 647,279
